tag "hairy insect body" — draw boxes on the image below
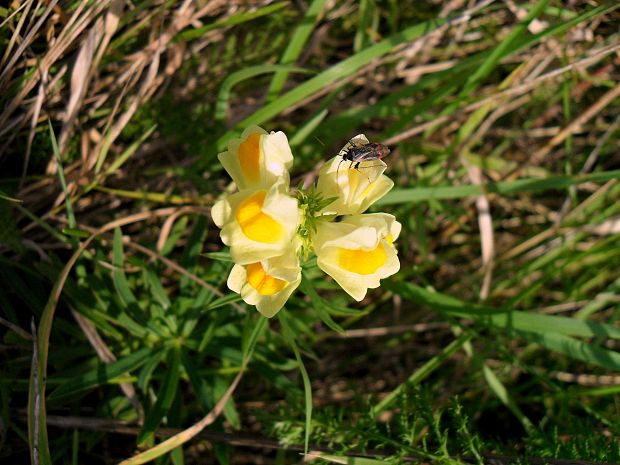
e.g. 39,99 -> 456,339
336,139 -> 391,188
342,143 -> 390,169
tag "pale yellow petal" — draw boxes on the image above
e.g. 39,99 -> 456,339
313,215 -> 400,301
211,196 -> 232,229
219,126 -> 267,190
218,126 -> 293,190
229,252 -> 302,318
316,155 -> 392,216
227,264 -> 247,294
216,182 -> 300,264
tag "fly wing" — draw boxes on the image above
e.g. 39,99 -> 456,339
338,133 -> 369,156
349,146 -> 378,161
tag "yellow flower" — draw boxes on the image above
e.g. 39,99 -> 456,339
313,213 -> 401,301
211,181 -> 300,264
213,126 -> 401,314
227,252 -> 301,317
316,135 -> 393,216
218,125 -> 293,190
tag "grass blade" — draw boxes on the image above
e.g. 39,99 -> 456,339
118,318 -> 267,465
49,120 -> 76,229
102,125 -> 156,180
0,190 -> 22,202
113,227 -> 138,306
174,2 -> 288,42
137,348 -> 182,446
372,332 -> 471,416
300,276 -> 344,333
47,347 -> 151,403
28,320 -> 52,465
266,0 -> 328,100
216,65 -> 310,121
308,453 -> 392,464
482,364 -> 535,434
457,0 -> 549,100
289,108 -> 329,147
216,15 -> 449,150
387,282 -> 620,340
279,311 -> 313,456
521,331 -> 620,372
377,170 -> 620,205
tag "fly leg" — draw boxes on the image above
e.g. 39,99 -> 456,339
352,160 -> 373,185
336,158 -> 345,189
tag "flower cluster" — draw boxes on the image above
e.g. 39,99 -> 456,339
212,128 -> 400,317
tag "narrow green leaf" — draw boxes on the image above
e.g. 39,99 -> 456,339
160,216 -> 188,257
62,228 -> 90,239
28,321 -> 52,465
354,0 -> 374,52
216,65 -> 310,121
181,350 -> 213,411
279,311 -> 312,456
267,0 -> 328,100
71,428 -> 79,465
137,349 -> 167,393
170,444 -> 185,465
49,121 -> 76,229
308,453 -> 393,465
300,277 -> 344,333
180,216 -> 208,290
138,348 -> 182,446
0,191 -> 22,203
196,316 -> 216,352
201,251 -> 233,262
289,108 -> 329,147
521,331 -> 620,372
482,364 -> 535,434
216,15 -> 449,149
175,2 -> 288,42
387,282 -> 620,340
48,347 -> 151,403
372,332 -> 471,415
118,319 -> 266,464
94,126 -> 115,174
242,316 -> 268,361
104,125 -> 156,178
205,293 -> 242,311
113,227 -> 138,306
14,202 -> 70,243
94,186 -> 205,205
389,282 -> 620,370
576,276 -> 620,319
144,269 -> 171,310
213,375 -> 241,429
457,0 -> 549,99
377,170 -> 620,205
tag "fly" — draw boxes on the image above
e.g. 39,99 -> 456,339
336,137 -> 391,186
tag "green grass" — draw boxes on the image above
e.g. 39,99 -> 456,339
1,1 -> 620,464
